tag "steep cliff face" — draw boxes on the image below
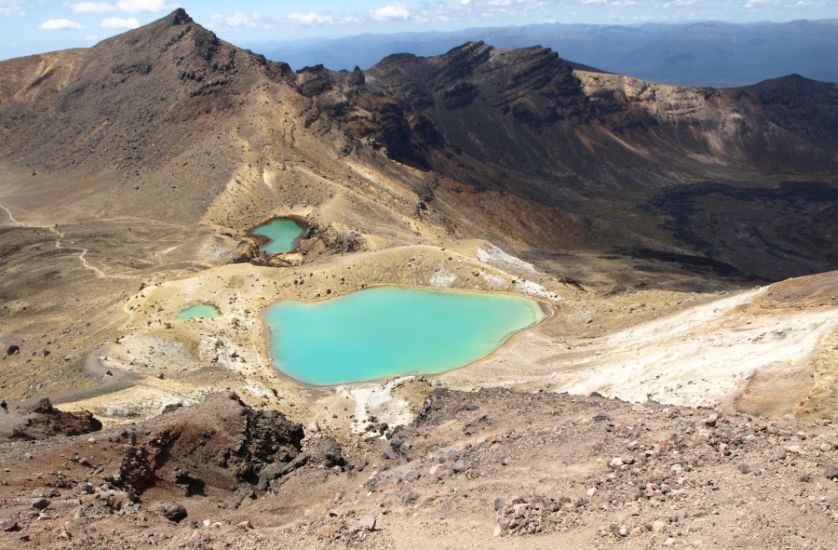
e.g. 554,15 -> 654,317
359,42 -> 593,177
580,70 -> 838,171
310,43 -> 836,279
301,42 -> 838,215
357,44 -> 838,181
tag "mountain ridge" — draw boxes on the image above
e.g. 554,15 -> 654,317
247,18 -> 838,87
1,10 -> 836,279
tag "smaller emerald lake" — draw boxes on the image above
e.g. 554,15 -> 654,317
175,304 -> 220,320
264,286 -> 544,385
251,218 -> 304,254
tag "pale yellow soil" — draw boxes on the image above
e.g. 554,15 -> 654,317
52,242 -> 838,437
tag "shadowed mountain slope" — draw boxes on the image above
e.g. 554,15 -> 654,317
300,41 -> 838,279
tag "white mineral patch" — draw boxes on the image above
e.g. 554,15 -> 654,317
181,280 -> 201,295
101,396 -> 193,418
197,336 -> 261,376
476,243 -> 537,274
429,265 -> 457,288
557,287 -> 836,408
481,271 -> 506,288
108,336 -> 192,372
340,378 -> 415,435
243,384 -> 273,399
210,245 -> 229,259
514,279 -> 563,303
102,404 -> 142,418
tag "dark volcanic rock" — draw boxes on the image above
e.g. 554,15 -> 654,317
158,502 -> 187,523
348,41 -> 590,170
110,392 -> 304,498
255,436 -> 346,490
309,436 -> 345,468
649,181 -> 838,281
296,65 -> 335,97
442,82 -> 479,110
2,398 -> 102,441
31,497 -> 50,510
348,66 -> 365,89
173,466 -> 205,496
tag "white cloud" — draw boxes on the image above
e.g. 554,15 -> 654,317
288,11 -> 335,26
0,0 -> 25,18
39,18 -> 84,30
225,11 -> 262,28
101,16 -> 140,28
115,0 -> 173,12
84,34 -> 100,41
71,0 -> 173,13
71,2 -> 115,13
370,4 -> 411,21
576,0 -> 642,4
205,11 -> 281,31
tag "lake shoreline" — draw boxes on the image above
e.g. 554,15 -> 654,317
261,285 -> 553,387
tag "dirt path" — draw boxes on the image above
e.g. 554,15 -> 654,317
3,346 -> 140,413
51,347 -> 140,405
0,202 -> 29,227
0,200 -> 107,278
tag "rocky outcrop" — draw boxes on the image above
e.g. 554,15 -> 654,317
0,398 -> 101,441
351,42 -> 590,168
109,392 -> 305,499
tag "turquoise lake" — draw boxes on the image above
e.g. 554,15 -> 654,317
175,304 -> 220,320
251,218 -> 304,254
263,286 -> 543,385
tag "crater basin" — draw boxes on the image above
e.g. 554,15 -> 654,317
263,286 -> 544,385
250,218 -> 304,254
175,304 -> 220,320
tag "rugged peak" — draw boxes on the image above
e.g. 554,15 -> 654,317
83,7 -> 292,87
373,52 -> 420,72
93,6 -> 214,55
0,2 -> 297,174
435,41 -> 494,82
167,7 -> 192,26
443,40 -> 491,56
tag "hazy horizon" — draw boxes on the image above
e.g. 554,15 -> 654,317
1,0 -> 837,61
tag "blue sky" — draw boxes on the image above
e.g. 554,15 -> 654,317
1,0 -> 837,60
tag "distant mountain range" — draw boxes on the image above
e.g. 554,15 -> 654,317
246,19 -> 838,87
